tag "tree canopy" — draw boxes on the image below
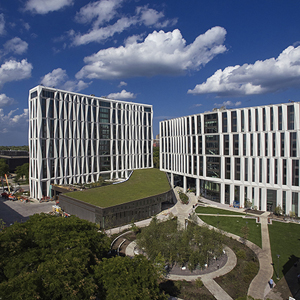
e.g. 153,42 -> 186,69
0,158 -> 9,177
15,163 -> 29,182
0,214 -> 166,300
136,217 -> 224,271
0,214 -> 110,300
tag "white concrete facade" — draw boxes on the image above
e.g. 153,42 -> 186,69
29,85 -> 153,200
160,102 -> 300,215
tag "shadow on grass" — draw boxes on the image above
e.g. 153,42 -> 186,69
282,255 -> 300,299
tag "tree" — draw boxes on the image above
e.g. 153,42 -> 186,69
15,163 -> 29,182
153,147 -> 160,168
0,214 -> 111,300
275,205 -> 283,216
0,158 -> 9,177
94,255 -> 167,300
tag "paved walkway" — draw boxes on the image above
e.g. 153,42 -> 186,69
111,190 -> 275,300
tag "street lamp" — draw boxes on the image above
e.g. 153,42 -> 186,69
277,254 -> 280,280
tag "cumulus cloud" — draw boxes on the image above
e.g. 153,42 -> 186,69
118,81 -> 127,87
76,26 -> 227,80
3,37 -> 28,55
0,94 -> 14,108
214,101 -> 241,107
0,108 -> 28,134
188,45 -> 300,97
41,68 -> 91,92
71,1 -> 177,45
0,14 -> 5,35
107,89 -> 136,100
25,0 -> 73,14
0,59 -> 32,88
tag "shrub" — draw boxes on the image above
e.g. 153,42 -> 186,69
195,278 -> 204,288
179,192 -> 189,204
236,249 -> 246,259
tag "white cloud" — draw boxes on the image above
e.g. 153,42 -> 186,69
3,37 -> 28,55
0,14 -> 5,35
0,59 -> 32,88
76,26 -> 227,80
41,68 -> 91,92
75,0 -> 122,27
0,94 -> 14,108
136,5 -> 177,28
0,108 -> 28,134
214,101 -> 241,107
118,81 -> 127,87
41,68 -> 68,87
107,89 -> 136,100
25,0 -> 73,14
188,45 -> 300,97
71,1 -> 177,46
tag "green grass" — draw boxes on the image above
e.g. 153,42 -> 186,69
66,168 -> 170,207
200,216 -> 262,248
195,206 -> 245,215
268,221 -> 300,281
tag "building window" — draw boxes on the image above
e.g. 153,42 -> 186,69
233,134 -> 239,155
270,107 -> 274,131
206,157 -> 221,178
265,133 -> 268,156
250,134 -> 253,156
243,134 -> 246,156
204,113 -> 218,133
241,110 -> 244,132
222,112 -> 227,133
292,192 -> 299,217
197,115 -> 201,134
248,110 -> 252,131
274,159 -> 278,184
199,156 -> 203,176
198,136 -> 202,155
282,191 -> 286,214
267,159 -> 270,183
292,160 -> 299,186
290,132 -> 297,157
283,159 -> 287,185
263,108 -> 266,131
255,108 -> 259,132
235,158 -> 240,180
225,157 -> 231,179
273,133 -> 276,157
252,158 -> 255,182
205,135 -> 219,155
245,158 -> 248,181
224,135 -> 229,155
281,133 -> 285,157
278,106 -> 282,130
259,158 -> 262,183
288,105 -> 294,130
231,111 -> 237,132
257,133 -> 261,156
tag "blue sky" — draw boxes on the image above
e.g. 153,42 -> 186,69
1,0 -> 300,145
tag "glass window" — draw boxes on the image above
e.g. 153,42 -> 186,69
225,157 -> 231,179
257,133 -> 261,156
267,159 -> 270,183
235,158 -> 241,180
282,191 -> 286,214
281,133 -> 285,157
275,159 -> 278,184
290,132 -> 297,157
233,134 -> 239,155
31,91 -> 37,99
259,158 -> 262,183
243,134 -> 246,156
255,109 -> 259,131
224,135 -> 229,155
252,158 -> 255,182
198,136 -> 202,155
270,107 -> 274,131
197,115 -> 201,134
263,108 -> 266,131
205,135 -> 219,155
241,110 -> 244,132
292,160 -> 299,186
231,111 -> 237,132
288,105 -> 294,130
273,133 -> 276,156
283,159 -> 287,185
245,158 -> 248,181
206,156 -> 221,178
278,106 -> 282,130
204,113 -> 218,133
265,133 -> 268,156
222,112 -> 227,133
248,110 -> 252,131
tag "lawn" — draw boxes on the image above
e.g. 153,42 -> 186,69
199,216 -> 262,248
66,168 -> 170,207
195,206 -> 245,215
268,221 -> 300,281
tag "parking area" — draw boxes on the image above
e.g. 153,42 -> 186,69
0,197 -> 54,225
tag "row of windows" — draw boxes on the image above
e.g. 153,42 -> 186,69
161,104 -> 296,136
161,131 -> 299,157
162,155 -> 300,186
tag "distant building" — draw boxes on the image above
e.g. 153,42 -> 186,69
0,150 -> 29,173
29,86 -> 153,200
160,102 -> 300,216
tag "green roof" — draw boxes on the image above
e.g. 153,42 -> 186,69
66,168 -> 170,208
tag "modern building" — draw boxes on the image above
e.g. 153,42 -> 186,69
160,102 -> 300,216
29,85 -> 153,200
0,150 -> 29,172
